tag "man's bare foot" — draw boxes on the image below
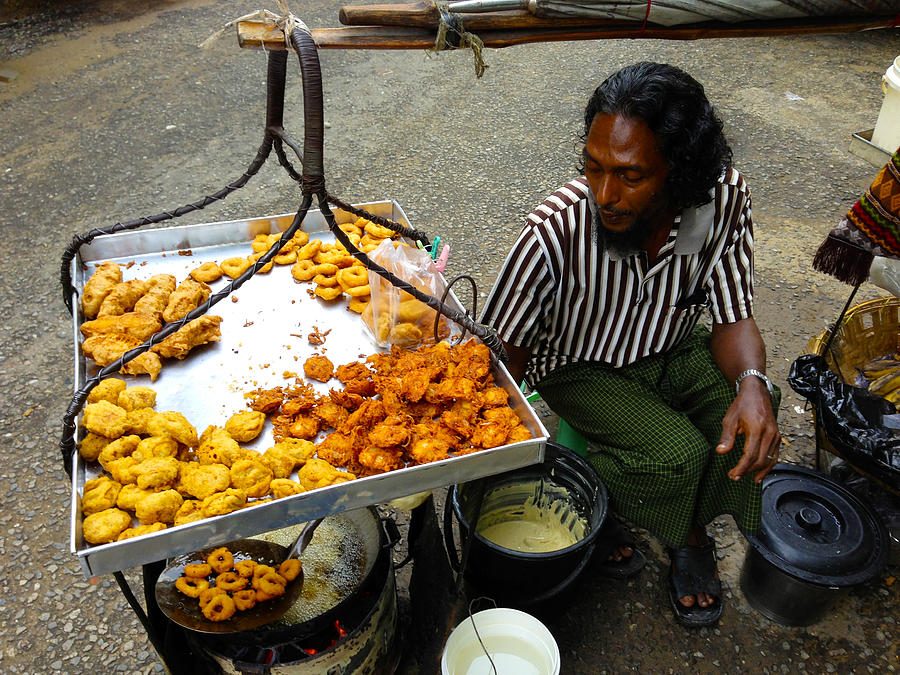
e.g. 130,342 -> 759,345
678,527 -> 717,607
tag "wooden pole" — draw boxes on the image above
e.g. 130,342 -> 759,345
238,16 -> 897,51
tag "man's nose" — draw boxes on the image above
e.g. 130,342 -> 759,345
595,174 -> 618,208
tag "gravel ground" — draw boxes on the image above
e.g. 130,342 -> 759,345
1,1 -> 899,673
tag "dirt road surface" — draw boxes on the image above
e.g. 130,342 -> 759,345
1,1 -> 898,673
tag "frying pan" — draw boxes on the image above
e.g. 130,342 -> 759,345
155,520 -> 321,634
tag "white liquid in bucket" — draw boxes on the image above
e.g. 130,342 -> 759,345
454,635 -> 551,675
441,608 -> 561,675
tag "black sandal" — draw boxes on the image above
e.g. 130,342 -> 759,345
592,516 -> 647,580
667,539 -> 723,627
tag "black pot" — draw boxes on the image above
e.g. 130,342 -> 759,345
446,442 -> 608,608
740,463 -> 888,626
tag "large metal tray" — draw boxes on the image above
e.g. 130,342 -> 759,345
68,200 -> 548,577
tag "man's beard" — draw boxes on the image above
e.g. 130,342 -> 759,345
593,206 -> 659,257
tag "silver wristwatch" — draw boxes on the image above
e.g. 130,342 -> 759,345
735,368 -> 775,406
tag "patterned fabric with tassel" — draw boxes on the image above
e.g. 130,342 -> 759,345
813,146 -> 900,286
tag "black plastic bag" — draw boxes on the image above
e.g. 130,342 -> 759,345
788,354 -> 900,488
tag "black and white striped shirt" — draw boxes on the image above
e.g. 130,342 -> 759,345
480,168 -> 754,387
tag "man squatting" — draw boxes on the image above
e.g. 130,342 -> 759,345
480,61 -> 782,627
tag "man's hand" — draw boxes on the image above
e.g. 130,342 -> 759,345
709,318 -> 781,482
716,375 -> 781,482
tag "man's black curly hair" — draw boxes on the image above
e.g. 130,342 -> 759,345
582,62 -> 732,210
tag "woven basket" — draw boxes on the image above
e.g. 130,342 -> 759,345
807,296 -> 900,382
807,295 -> 900,495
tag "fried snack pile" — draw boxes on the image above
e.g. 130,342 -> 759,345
78,379 -> 351,546
174,546 -> 302,622
287,216 -> 399,314
79,265 -> 222,381
78,217 -> 397,380
247,339 -> 533,477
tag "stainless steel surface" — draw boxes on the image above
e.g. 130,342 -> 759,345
69,201 -> 548,577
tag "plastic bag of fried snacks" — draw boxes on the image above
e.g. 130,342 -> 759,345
361,240 -> 455,348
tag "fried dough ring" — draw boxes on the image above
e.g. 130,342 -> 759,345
256,589 -> 280,603
296,240 -> 322,261
313,273 -> 339,288
220,256 -> 252,279
176,576 -> 208,597
344,284 -> 371,298
233,589 -> 257,611
315,285 -> 344,301
348,296 -> 370,313
198,587 -> 227,608
364,221 -> 396,239
175,576 -> 209,598
315,249 -> 354,268
251,564 -> 276,589
215,571 -> 248,592
312,263 -> 339,286
339,222 -> 363,237
257,572 -> 287,596
278,559 -> 302,583
250,252 -> 274,274
190,262 -> 223,283
184,562 -> 212,578
202,593 -> 237,622
274,250 -> 297,265
234,559 -> 257,578
207,547 -> 234,574
291,259 -> 317,282
337,266 -> 368,289
290,231 -> 310,248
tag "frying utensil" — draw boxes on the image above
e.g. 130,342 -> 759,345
155,519 -> 322,634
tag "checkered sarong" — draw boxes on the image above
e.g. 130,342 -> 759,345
535,325 -> 780,548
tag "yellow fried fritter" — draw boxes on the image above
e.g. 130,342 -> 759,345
182,463 -> 231,500
82,401 -> 128,439
81,261 -> 123,319
117,522 -> 167,541
82,476 -> 123,516
162,278 -> 211,323
98,279 -> 150,317
133,274 -> 176,317
83,507 -> 133,544
117,386 -> 157,412
200,488 -> 247,517
229,459 -> 273,498
80,311 -> 161,342
86,377 -> 128,406
148,411 -> 199,448
224,410 -> 266,443
153,315 -> 222,359
135,489 -> 184,525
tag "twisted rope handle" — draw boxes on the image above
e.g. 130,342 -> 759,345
58,50 -> 297,474
284,23 -> 507,361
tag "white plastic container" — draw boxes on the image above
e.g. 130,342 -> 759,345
871,55 -> 900,154
441,608 -> 560,675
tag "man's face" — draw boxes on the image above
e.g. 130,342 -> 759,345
584,113 -> 671,253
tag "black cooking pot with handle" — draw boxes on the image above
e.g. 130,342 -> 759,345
740,463 -> 889,626
446,442 -> 608,609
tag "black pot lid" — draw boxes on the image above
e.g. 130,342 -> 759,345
748,463 -> 888,586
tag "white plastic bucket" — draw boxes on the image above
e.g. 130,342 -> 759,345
871,55 -> 900,154
441,608 -> 560,675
